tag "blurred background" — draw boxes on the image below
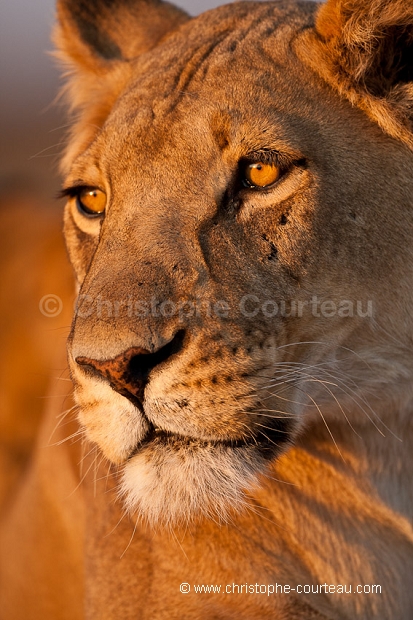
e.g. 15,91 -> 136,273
0,0 -> 267,514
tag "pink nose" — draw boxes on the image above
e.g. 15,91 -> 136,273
76,346 -> 150,402
75,330 -> 185,405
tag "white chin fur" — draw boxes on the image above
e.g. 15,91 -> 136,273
75,378 -> 149,464
119,439 -> 263,528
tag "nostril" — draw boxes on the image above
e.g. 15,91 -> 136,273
75,329 -> 186,406
129,329 -> 185,381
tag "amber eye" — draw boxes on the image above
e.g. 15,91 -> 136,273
76,188 -> 106,217
243,162 -> 281,189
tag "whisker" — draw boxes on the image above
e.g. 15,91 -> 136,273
47,405 -> 79,445
314,367 -> 402,440
29,142 -> 66,159
104,508 -> 129,538
254,422 -> 291,435
47,429 -> 84,447
68,444 -> 98,497
120,515 -> 140,558
264,474 -> 298,487
303,373 -> 361,438
294,385 -> 346,463
249,411 -> 295,418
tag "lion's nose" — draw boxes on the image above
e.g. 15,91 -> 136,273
75,330 -> 185,406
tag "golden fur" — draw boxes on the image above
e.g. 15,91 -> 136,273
1,0 -> 413,618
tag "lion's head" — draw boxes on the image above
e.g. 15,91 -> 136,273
56,0 -> 413,527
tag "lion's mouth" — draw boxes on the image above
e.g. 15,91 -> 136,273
128,422 -> 251,458
128,416 -> 292,460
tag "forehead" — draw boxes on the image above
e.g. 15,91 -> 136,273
68,1 -> 325,181
103,3 -> 316,134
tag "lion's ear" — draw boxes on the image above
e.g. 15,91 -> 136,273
55,0 -> 189,169
310,0 -> 413,147
55,0 -> 188,70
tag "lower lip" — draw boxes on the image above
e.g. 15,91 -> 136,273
128,427 -> 252,459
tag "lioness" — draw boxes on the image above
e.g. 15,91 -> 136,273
1,0 -> 413,618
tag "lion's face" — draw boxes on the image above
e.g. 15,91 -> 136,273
58,0 -> 413,526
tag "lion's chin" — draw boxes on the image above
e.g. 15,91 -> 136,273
119,437 -> 265,528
